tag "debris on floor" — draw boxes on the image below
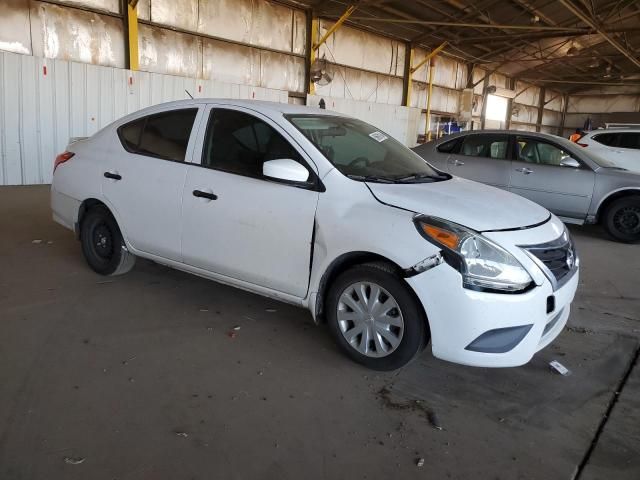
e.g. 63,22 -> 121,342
567,326 -> 595,334
265,308 -> 277,313
227,331 -> 237,339
232,325 -> 241,331
427,411 -> 443,430
175,431 -> 188,438
549,360 -> 571,376
416,458 -> 425,467
63,456 -> 85,465
32,239 -> 42,244
122,356 -> 136,365
199,308 -> 209,312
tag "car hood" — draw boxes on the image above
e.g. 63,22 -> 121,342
367,177 -> 551,232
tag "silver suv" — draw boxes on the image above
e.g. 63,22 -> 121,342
414,130 -> 640,243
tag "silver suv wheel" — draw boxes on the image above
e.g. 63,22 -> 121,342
337,281 -> 404,358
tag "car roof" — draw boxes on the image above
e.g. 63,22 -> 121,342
131,98 -> 346,118
583,128 -> 640,135
430,129 -> 568,143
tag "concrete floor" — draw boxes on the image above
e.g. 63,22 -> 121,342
1,185 -> 638,480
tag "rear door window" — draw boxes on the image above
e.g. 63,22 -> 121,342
118,108 -> 198,162
436,137 -> 462,154
592,133 -> 618,147
618,132 -> 640,150
459,135 -> 509,160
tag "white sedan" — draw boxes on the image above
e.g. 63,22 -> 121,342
51,99 -> 579,370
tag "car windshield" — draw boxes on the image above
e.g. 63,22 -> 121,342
286,115 -> 447,183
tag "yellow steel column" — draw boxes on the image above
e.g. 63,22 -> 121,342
425,57 -> 436,142
309,5 -> 356,95
309,17 -> 319,95
127,0 -> 139,71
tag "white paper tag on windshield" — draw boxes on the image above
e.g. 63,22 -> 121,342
369,131 -> 388,142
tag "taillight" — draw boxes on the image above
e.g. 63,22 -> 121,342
576,142 -> 588,147
54,151 -> 74,173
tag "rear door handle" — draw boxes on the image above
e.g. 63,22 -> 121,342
515,167 -> 533,174
104,172 -> 122,180
192,189 -> 218,201
448,159 -> 465,166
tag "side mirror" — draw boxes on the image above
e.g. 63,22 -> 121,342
560,156 -> 580,168
263,159 -> 310,183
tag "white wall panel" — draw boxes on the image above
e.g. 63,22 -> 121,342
318,21 -> 405,76
315,65 -> 403,105
514,81 -> 540,107
307,95 -> 421,147
0,50 -> 289,185
567,94 -> 640,113
544,90 -> 563,111
542,109 -> 562,128
0,0 -> 32,55
30,1 -> 125,68
511,103 -> 538,125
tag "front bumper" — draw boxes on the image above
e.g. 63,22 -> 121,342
407,264 -> 577,367
406,214 -> 578,368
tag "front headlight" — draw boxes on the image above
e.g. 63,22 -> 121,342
414,216 -> 533,293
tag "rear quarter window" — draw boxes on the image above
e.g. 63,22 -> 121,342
117,108 -> 198,162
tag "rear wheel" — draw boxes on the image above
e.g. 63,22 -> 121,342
326,262 -> 428,371
603,196 -> 640,243
80,206 -> 136,275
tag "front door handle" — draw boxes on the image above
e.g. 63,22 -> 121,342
192,189 -> 218,201
104,172 -> 122,180
449,158 -> 465,166
515,167 -> 533,174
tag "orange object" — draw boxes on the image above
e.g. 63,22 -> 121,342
421,224 -> 460,249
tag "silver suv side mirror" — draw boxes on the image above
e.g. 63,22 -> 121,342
263,159 -> 310,182
560,156 -> 580,168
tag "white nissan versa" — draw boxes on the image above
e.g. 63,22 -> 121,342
51,99 -> 579,370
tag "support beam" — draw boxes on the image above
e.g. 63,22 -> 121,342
558,0 -> 640,69
410,42 -> 448,75
309,5 -> 356,95
402,43 -> 413,106
536,87 -> 546,132
313,5 -> 357,51
406,42 -> 447,108
505,77 -> 515,129
425,58 -> 436,142
559,93 -> 569,136
341,16 -> 588,31
126,0 -> 139,71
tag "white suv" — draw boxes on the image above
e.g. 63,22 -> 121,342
51,99 -> 579,370
577,129 -> 640,173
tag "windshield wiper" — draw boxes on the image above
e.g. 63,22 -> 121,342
346,174 -> 398,184
394,172 -> 448,183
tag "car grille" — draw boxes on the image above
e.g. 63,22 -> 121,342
521,230 -> 577,288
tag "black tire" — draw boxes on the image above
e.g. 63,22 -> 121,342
603,196 -> 640,243
80,206 -> 136,275
326,262 -> 429,371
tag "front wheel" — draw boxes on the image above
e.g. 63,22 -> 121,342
80,206 -> 136,275
603,196 -> 640,243
326,262 -> 428,371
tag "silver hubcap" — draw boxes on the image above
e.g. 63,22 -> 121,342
337,282 -> 404,358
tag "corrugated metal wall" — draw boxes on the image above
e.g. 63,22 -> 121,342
0,50 -> 288,186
